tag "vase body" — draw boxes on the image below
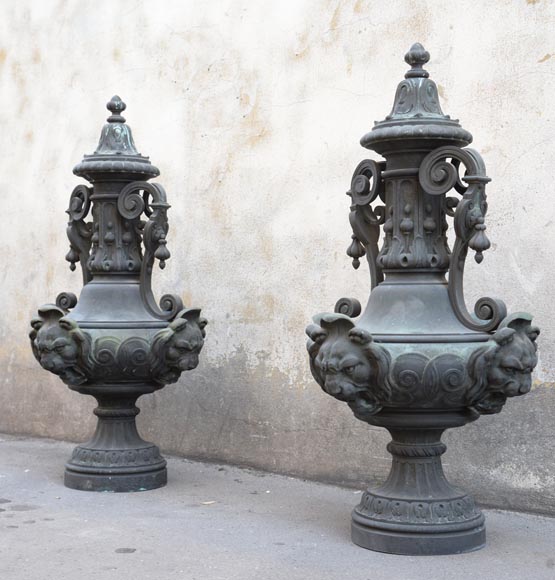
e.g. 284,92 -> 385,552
306,45 -> 539,554
29,97 -> 207,492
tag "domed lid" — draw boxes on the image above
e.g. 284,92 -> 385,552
73,96 -> 160,182
360,43 -> 473,154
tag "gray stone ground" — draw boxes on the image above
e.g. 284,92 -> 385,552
1,434 -> 554,580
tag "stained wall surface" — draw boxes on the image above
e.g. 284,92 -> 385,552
0,0 -> 554,515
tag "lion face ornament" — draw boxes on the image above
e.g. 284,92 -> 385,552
486,315 -> 539,397
306,314 -> 390,419
165,321 -> 205,371
151,307 -> 207,384
471,313 -> 540,414
29,305 -> 91,386
310,327 -> 375,401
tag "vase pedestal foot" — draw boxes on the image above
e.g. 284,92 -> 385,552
64,394 -> 167,492
351,426 -> 485,555
351,512 -> 485,556
64,461 -> 167,493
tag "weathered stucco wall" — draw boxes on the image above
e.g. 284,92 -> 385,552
1,0 -> 554,514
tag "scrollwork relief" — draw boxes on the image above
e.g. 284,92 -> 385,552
29,306 -> 208,385
117,337 -> 151,379
387,352 -> 472,407
306,311 -> 540,414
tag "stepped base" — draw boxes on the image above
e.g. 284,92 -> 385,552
63,391 -> 167,492
350,423 -> 487,555
64,444 -> 167,492
64,466 -> 167,492
352,502 -> 485,555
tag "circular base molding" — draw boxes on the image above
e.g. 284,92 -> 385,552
351,515 -> 485,555
64,443 -> 168,492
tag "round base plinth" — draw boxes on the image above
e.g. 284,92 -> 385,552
348,424 -> 487,555
351,516 -> 485,556
64,464 -> 167,492
62,392 -> 169,492
64,440 -> 168,493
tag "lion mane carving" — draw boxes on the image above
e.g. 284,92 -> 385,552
468,313 -> 540,414
306,313 -> 390,420
29,305 -> 92,386
150,307 -> 207,385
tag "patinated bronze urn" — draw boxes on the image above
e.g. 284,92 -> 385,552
306,44 -> 540,555
29,96 -> 206,492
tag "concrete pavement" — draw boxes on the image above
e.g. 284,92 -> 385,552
0,434 -> 554,580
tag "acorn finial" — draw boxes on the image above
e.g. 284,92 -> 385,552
106,95 -> 126,123
404,43 -> 430,79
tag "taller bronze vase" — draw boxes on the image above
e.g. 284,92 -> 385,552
29,96 -> 207,492
306,44 -> 540,555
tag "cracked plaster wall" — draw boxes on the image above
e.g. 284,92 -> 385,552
0,0 -> 554,515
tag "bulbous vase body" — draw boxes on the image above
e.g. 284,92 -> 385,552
29,97 -> 207,492
306,45 -> 540,554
